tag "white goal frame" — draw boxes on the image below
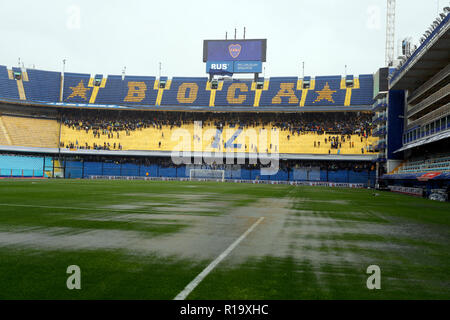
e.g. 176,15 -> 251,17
189,169 -> 225,181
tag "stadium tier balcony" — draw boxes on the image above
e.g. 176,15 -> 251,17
23,69 -> 61,102
259,77 -> 300,107
397,155 -> 450,174
373,114 -> 387,124
0,65 -> 21,100
373,126 -> 386,137
0,65 -> 375,109
59,112 -> 378,156
94,75 -> 128,105
62,72 -> 92,103
375,139 -> 386,150
161,77 -> 209,106
350,75 -> 374,105
215,79 -> 256,107
373,101 -> 388,112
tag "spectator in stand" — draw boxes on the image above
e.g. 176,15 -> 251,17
61,110 -> 375,151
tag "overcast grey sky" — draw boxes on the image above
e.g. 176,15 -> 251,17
0,0 -> 447,77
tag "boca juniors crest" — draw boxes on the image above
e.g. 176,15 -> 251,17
228,44 -> 242,59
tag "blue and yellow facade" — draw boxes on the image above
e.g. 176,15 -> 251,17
0,66 -> 374,110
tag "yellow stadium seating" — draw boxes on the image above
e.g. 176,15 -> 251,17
0,116 -> 11,145
1,115 -> 59,148
60,121 -> 378,155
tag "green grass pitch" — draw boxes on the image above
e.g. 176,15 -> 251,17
0,179 -> 448,299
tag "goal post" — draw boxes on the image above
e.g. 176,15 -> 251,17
189,168 -> 225,181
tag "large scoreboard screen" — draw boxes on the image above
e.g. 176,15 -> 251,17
203,39 -> 267,62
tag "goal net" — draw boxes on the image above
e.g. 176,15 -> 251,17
189,168 -> 225,181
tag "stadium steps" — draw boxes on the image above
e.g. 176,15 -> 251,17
2,115 -> 59,148
0,116 -> 12,145
16,79 -> 27,100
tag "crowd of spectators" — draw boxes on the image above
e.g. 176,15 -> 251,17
61,110 -> 374,139
60,141 -> 122,151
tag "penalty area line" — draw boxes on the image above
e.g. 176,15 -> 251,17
174,216 -> 265,300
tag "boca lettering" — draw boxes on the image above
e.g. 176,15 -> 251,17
271,83 -> 299,104
227,83 -> 248,104
177,83 -> 198,103
124,81 -> 147,102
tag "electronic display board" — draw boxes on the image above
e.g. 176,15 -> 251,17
203,39 -> 267,62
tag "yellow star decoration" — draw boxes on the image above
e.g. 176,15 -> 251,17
313,82 -> 336,103
67,80 -> 90,100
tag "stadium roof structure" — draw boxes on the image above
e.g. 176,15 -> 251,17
395,129 -> 450,153
389,13 -> 450,91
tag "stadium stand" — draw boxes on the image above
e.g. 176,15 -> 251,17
62,72 -> 92,103
0,65 -> 374,109
380,9 -> 449,197
259,77 -> 300,107
0,64 -> 378,186
23,69 -> 61,102
58,110 -> 377,155
304,76 -> 345,106
397,154 -> 450,174
0,65 -> 21,100
161,77 -> 209,106
351,75 -> 374,105
213,79 -> 256,107
94,75 -> 123,105
0,114 -> 59,148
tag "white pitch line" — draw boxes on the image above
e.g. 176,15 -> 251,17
174,216 -> 265,300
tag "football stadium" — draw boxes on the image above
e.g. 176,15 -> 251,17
0,1 -> 449,304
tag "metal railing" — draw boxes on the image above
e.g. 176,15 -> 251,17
407,83 -> 450,118
0,168 -> 45,178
